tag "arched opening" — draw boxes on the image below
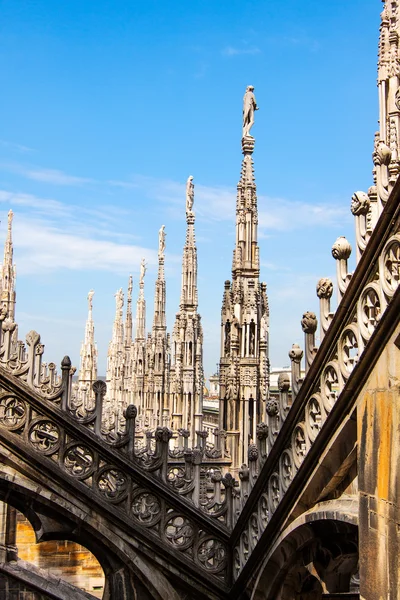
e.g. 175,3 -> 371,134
0,476 -> 182,600
0,501 -> 105,597
252,510 -> 359,600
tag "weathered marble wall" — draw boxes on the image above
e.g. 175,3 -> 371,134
358,324 -> 400,600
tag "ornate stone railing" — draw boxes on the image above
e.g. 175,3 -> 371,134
230,176 -> 400,584
0,360 -> 231,591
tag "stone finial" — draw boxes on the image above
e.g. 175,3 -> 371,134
124,404 -> 137,419
332,236 -> 352,261
256,422 -> 268,440
93,380 -> 107,397
61,355 -> 72,369
351,191 -> 370,216
316,278 -> 333,299
266,399 -> 279,417
277,372 -> 290,392
248,444 -> 259,462
374,139 -> 391,166
289,343 -> 304,363
301,311 -> 318,334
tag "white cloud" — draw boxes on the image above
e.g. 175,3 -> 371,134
0,163 -> 94,186
0,140 -> 33,153
13,216 -> 160,275
123,174 -> 349,232
222,46 -> 261,57
0,190 -> 70,216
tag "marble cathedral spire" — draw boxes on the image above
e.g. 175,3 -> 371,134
219,86 -> 270,468
104,288 -> 125,430
148,226 -> 170,427
76,291 -> 98,409
132,260 -> 147,417
135,260 -> 147,341
153,227 -> 166,331
171,178 -> 203,441
0,210 -> 16,321
124,275 -> 133,347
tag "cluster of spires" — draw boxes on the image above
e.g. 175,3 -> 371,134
0,85 -> 272,466
73,177 -> 204,445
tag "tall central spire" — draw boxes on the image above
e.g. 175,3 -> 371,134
219,86 -> 270,469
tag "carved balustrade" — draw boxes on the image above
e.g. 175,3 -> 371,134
0,346 -> 231,587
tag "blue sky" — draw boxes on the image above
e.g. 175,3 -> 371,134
0,0 -> 379,378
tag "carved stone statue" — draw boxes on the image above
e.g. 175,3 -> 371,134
139,258 -> 147,285
242,85 -> 259,138
115,288 -> 123,312
158,225 -> 166,256
88,290 -> 94,311
186,176 -> 194,214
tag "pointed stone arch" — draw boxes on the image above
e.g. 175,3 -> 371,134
250,499 -> 359,600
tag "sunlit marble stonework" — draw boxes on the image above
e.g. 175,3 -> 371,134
0,3 -> 399,598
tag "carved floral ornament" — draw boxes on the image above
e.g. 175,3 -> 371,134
316,277 -> 334,299
358,283 -> 382,339
321,362 -> 341,412
29,420 -> 60,454
380,234 -> 400,295
338,325 -> 360,376
97,467 -> 128,502
63,443 -> 94,478
0,394 -> 26,430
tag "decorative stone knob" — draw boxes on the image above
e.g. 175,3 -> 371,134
61,355 -> 72,369
178,428 -> 190,438
277,372 -> 290,392
124,404 -> 137,419
155,427 -> 173,442
222,472 -> 236,488
93,380 -> 107,396
316,277 -> 333,299
266,399 -> 279,417
332,236 -> 352,260
374,140 -> 391,166
238,464 -> 249,481
210,470 -> 222,483
248,444 -> 259,462
301,311 -> 318,334
351,191 -> 370,216
256,422 -> 269,440
289,344 -> 304,363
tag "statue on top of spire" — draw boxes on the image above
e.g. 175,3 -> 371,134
186,176 -> 194,215
242,85 -> 258,138
88,290 -> 94,311
140,258 -> 147,285
158,225 -> 166,257
115,288 -> 123,312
